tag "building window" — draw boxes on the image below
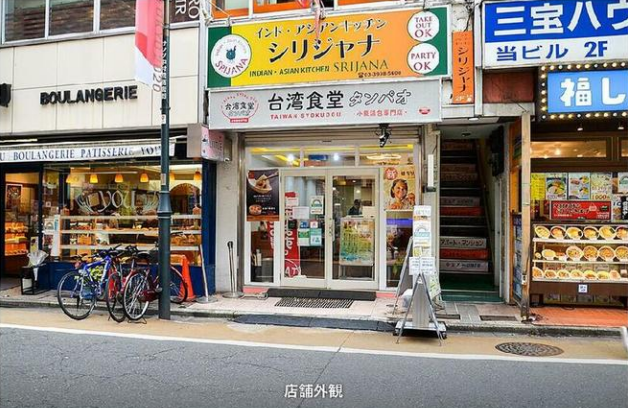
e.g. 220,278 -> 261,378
3,0 -> 46,42
100,0 -> 135,30
170,0 -> 202,23
213,0 -> 249,19
253,0 -> 332,15
49,0 -> 95,36
50,163 -> 203,265
2,0 -> 198,43
621,139 -> 628,158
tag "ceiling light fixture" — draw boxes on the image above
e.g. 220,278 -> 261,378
577,123 -> 583,132
140,172 -> 149,183
114,170 -> 124,183
194,170 -> 202,181
619,122 -> 626,131
89,173 -> 98,184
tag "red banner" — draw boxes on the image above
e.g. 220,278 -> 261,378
135,0 -> 164,88
550,201 -> 612,221
268,222 -> 301,277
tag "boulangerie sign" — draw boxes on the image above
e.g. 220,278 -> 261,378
208,80 -> 441,130
0,141 -> 174,163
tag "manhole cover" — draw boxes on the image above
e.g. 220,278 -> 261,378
275,298 -> 354,309
495,342 -> 564,357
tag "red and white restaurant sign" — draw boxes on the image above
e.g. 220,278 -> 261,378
550,201 -> 612,221
268,222 -> 301,277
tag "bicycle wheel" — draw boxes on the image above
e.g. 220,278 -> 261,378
105,272 -> 125,323
57,270 -> 96,320
123,272 -> 150,321
169,267 -> 188,304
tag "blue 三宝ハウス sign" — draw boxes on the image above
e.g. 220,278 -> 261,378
546,69 -> 628,115
483,0 -> 628,68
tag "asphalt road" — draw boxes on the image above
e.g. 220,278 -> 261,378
1,326 -> 626,408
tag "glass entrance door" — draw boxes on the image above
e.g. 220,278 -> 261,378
280,169 -> 378,289
281,171 -> 327,287
330,170 -> 378,290
2,171 -> 41,277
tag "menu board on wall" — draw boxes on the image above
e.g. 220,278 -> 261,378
550,201 -> 612,221
591,173 -> 613,200
339,218 -> 375,266
246,170 -> 279,221
545,173 -> 567,200
568,173 -> 590,200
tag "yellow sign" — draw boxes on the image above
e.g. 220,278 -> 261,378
208,7 -> 449,88
531,173 -> 546,201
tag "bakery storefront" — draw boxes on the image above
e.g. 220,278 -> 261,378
207,7 -> 450,291
0,137 -> 215,294
526,65 -> 628,308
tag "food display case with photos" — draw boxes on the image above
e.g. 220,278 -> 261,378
531,223 -> 628,304
43,215 -> 202,265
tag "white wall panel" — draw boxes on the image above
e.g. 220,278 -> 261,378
11,89 -> 56,132
13,44 -> 57,89
171,28 -> 198,78
103,35 -> 135,82
55,86 -> 104,130
57,39 -> 104,86
102,81 -> 152,128
153,75 -> 197,127
0,49 -> 14,83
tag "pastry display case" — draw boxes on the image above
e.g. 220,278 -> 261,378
5,222 -> 29,275
43,215 -> 202,265
531,222 -> 628,305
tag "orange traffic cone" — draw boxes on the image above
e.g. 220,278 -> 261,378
179,256 -> 195,301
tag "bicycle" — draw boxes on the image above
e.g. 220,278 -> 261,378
104,245 -> 142,323
57,245 -> 130,321
122,250 -> 188,321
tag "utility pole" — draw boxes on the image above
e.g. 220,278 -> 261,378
158,0 -> 172,320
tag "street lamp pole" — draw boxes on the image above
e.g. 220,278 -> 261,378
158,0 -> 172,320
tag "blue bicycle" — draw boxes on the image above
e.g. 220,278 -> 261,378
56,245 -> 132,320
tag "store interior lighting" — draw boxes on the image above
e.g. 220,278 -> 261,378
619,122 -> 626,131
194,170 -> 202,181
140,172 -> 150,183
577,123 -> 583,132
89,173 -> 98,183
170,171 -> 176,182
114,171 -> 124,183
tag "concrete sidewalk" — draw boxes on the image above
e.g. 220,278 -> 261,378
0,285 -> 624,337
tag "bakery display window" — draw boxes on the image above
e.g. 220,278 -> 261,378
44,163 -> 203,266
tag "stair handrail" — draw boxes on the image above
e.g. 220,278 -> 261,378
475,140 -> 494,275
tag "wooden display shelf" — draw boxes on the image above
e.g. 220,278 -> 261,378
533,259 -> 628,265
58,229 -> 201,235
533,238 -> 628,245
531,280 -> 628,297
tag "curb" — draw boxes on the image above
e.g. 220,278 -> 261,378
0,299 -> 622,338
